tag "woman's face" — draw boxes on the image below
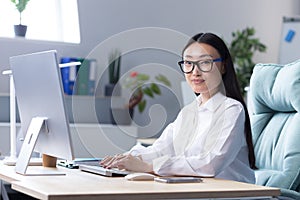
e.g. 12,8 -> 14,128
183,42 -> 224,100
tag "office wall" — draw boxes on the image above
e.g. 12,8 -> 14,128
0,0 -> 299,138
0,0 -> 299,94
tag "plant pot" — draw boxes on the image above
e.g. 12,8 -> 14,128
110,108 -> 134,125
14,24 -> 27,37
105,83 -> 121,96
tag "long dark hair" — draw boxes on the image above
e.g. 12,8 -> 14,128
181,32 -> 256,169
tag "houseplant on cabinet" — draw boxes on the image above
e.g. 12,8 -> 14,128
110,71 -> 171,125
124,71 -> 171,113
11,0 -> 30,37
105,49 -> 122,96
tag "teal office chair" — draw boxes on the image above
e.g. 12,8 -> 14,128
249,60 -> 300,199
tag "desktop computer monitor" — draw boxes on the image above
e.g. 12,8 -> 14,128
9,50 -> 74,175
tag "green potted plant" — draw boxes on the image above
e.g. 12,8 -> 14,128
105,49 -> 121,96
228,27 -> 267,95
11,0 -> 30,37
110,71 -> 171,125
124,71 -> 171,113
111,71 -> 171,125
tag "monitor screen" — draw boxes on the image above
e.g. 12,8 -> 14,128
9,50 -> 74,175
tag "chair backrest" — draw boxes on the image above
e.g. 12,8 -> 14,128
249,60 -> 300,192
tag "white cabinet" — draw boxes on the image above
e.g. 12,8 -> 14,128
0,123 -> 137,159
69,123 -> 137,158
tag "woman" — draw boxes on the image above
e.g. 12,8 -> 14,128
101,32 -> 256,183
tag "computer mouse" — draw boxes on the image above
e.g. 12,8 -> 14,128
125,172 -> 156,181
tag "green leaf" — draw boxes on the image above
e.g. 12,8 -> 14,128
108,49 -> 121,84
155,74 -> 171,87
143,87 -> 154,98
228,27 -> 267,96
11,0 -> 30,13
137,74 -> 149,81
138,100 -> 146,113
150,83 -> 161,95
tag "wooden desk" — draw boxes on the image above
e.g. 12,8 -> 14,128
0,162 -> 280,200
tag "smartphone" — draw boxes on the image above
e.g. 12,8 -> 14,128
154,177 -> 203,183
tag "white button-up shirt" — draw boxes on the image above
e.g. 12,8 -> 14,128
130,92 -> 255,183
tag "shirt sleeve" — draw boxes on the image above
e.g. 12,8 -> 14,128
151,103 -> 246,177
128,107 -> 190,161
128,122 -> 176,162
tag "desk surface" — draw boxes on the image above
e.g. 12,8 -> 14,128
0,162 -> 280,200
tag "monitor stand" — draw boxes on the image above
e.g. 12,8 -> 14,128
15,117 -> 65,176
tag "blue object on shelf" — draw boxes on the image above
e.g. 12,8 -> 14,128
285,29 -> 295,42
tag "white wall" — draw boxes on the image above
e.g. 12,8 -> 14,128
0,0 -> 300,141
1,0 -> 299,94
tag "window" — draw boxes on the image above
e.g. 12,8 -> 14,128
0,0 -> 80,43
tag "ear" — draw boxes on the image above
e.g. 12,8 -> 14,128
221,64 -> 226,74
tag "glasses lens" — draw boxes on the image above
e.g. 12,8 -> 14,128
182,61 -> 194,73
198,60 -> 212,72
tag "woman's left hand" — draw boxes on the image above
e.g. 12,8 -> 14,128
102,154 -> 153,173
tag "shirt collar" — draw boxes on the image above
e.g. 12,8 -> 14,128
196,92 -> 226,112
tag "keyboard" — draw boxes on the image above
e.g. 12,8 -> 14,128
79,164 -> 130,177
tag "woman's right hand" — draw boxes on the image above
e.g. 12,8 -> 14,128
100,154 -> 126,168
100,154 -> 153,173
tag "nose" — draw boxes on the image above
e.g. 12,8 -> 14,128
192,63 -> 201,75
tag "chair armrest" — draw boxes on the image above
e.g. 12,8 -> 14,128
279,188 -> 300,200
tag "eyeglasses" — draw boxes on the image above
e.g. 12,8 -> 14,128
178,58 -> 223,73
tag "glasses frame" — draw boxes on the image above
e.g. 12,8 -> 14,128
178,58 -> 223,73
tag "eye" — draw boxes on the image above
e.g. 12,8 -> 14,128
184,61 -> 193,66
199,60 -> 211,65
